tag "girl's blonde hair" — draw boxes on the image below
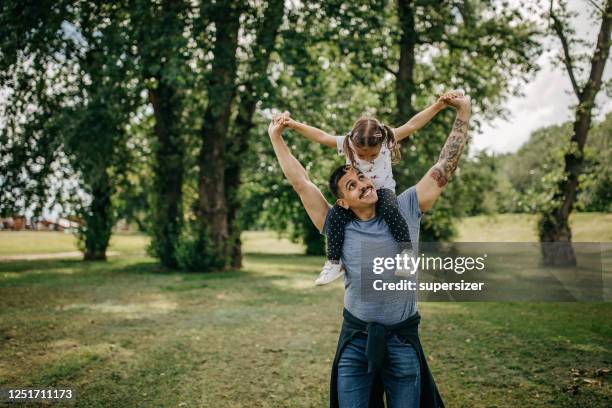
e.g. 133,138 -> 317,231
343,117 -> 400,166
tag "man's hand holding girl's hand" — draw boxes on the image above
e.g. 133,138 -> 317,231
268,112 -> 288,139
277,110 -> 298,128
446,92 -> 471,114
437,89 -> 465,107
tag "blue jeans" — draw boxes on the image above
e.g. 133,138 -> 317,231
337,333 -> 421,408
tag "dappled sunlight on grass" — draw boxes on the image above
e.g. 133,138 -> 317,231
242,231 -> 305,254
59,298 -> 178,319
0,231 -> 80,255
0,231 -> 151,256
268,275 -> 319,290
1,267 -> 79,280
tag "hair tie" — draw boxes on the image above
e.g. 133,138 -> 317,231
373,125 -> 383,138
370,122 -> 383,138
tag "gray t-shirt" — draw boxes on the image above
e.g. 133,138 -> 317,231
323,186 -> 422,325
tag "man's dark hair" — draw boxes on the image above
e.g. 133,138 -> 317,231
329,164 -> 358,198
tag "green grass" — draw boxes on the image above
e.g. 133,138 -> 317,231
0,231 -> 150,256
0,254 -> 610,407
0,230 -> 300,257
0,216 -> 610,407
457,212 -> 612,242
2,212 -> 610,258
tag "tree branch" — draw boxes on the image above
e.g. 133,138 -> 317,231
383,64 -> 397,76
579,0 -> 612,107
549,0 -> 582,98
585,0 -> 604,14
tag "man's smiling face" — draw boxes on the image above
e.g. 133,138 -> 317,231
336,167 -> 378,210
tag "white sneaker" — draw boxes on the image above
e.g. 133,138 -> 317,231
315,261 -> 345,285
395,249 -> 417,277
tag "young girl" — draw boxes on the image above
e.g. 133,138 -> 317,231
279,90 -> 463,285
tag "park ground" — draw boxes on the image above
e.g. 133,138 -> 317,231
0,213 -> 611,407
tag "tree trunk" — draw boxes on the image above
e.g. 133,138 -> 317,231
130,0 -> 188,269
539,1 -> 611,266
197,3 -> 241,270
395,0 -> 417,124
149,82 -> 184,268
225,0 -> 284,268
82,174 -> 113,261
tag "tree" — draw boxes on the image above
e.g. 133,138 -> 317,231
453,151 -> 499,216
194,1 -> 242,270
1,0 -> 288,270
127,0 -> 193,268
485,113 -> 611,215
390,0 -> 542,240
68,2 -> 140,260
578,112 -> 612,212
224,0 -> 285,266
239,2 -> 387,254
0,2 -> 68,218
0,1 -> 137,260
183,0 -> 285,271
538,0 -> 611,266
241,0 -> 542,248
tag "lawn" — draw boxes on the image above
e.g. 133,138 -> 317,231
2,212 -> 610,257
456,212 -> 612,242
0,231 -> 149,257
0,214 -> 611,407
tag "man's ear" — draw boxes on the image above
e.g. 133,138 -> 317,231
336,198 -> 349,209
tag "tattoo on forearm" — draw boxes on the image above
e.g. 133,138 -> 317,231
453,118 -> 468,132
430,117 -> 468,188
431,166 -> 449,187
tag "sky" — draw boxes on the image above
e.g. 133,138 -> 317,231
471,0 -> 612,154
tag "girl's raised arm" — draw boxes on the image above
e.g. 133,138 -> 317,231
393,89 -> 463,142
279,112 -> 337,148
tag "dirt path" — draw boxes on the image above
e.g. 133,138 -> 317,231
0,251 -> 119,261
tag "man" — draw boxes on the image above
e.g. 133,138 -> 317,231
268,94 -> 471,408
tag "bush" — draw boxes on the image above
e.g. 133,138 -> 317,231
174,223 -> 226,272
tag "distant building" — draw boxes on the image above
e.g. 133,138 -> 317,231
0,216 -> 26,230
0,216 -> 80,232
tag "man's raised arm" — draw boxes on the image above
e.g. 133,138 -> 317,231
268,116 -> 330,232
416,96 -> 472,212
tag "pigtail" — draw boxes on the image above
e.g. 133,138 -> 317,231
343,132 -> 356,167
381,123 -> 401,164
